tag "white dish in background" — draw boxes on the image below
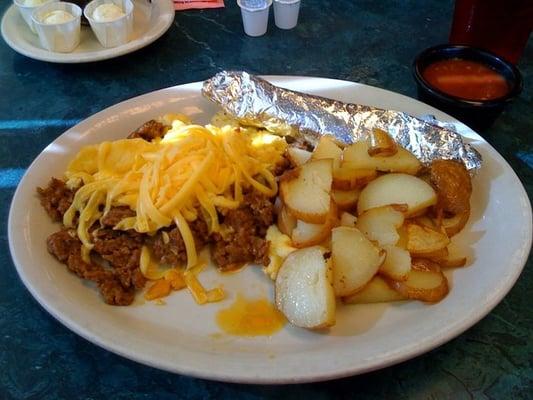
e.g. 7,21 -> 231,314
1,0 -> 174,63
8,77 -> 532,383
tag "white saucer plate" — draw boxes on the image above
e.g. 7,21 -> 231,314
1,0 -> 174,63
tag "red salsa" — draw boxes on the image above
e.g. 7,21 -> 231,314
423,58 -> 510,101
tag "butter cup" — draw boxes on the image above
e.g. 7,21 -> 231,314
84,0 -> 134,48
32,2 -> 82,52
13,0 -> 58,33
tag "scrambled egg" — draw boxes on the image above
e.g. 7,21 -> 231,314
264,225 -> 297,280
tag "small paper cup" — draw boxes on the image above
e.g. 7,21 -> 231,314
134,0 -> 152,21
84,0 -> 134,48
32,2 -> 82,52
13,0 -> 58,33
237,0 -> 272,37
273,0 -> 300,30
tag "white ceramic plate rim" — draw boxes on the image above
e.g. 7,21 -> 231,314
0,0 -> 174,63
8,76 -> 532,384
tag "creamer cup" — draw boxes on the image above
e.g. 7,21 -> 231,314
273,0 -> 300,30
237,0 -> 272,37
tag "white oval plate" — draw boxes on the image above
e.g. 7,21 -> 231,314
8,77 -> 532,383
1,0 -> 174,63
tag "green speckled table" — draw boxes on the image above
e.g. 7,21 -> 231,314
0,0 -> 531,398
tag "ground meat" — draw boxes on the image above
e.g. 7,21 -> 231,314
37,178 -> 76,222
211,191 -> 274,270
212,231 -> 270,271
127,120 -> 167,141
98,278 -> 135,306
151,218 -> 209,266
225,191 -> 274,236
92,229 -> 145,282
101,206 -> 136,227
47,229 -> 135,305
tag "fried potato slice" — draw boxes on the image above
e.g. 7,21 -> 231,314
367,128 -> 398,157
275,246 -> 336,329
339,211 -> 357,227
420,247 -> 449,262
356,204 -> 406,247
331,188 -> 361,210
277,205 -> 297,236
357,173 -> 437,217
286,147 -> 312,167
379,245 -> 411,281
396,225 -> 409,249
332,167 -> 377,190
343,276 -> 407,304
440,257 -> 468,268
343,140 -> 421,175
292,202 -> 337,248
386,269 -> 449,302
311,136 -> 343,170
411,258 -> 442,272
406,223 -> 450,255
430,159 -> 472,215
280,159 -> 332,224
331,226 -> 386,296
440,211 -> 470,237
438,238 -> 469,268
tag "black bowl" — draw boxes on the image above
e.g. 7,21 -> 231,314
412,44 -> 523,131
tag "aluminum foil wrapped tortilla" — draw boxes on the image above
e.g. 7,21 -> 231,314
202,71 -> 482,171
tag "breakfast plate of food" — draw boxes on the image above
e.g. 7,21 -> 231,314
1,0 -> 174,63
8,75 -> 531,383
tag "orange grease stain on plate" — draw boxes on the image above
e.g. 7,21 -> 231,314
216,295 -> 286,336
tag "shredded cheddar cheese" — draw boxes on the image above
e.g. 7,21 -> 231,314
62,116 -> 287,273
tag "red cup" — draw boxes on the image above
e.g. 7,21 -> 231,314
449,0 -> 533,64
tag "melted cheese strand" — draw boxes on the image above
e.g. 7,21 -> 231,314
196,185 -> 219,233
174,212 -> 197,270
77,190 -> 105,262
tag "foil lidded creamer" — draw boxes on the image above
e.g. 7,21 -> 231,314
202,71 -> 482,171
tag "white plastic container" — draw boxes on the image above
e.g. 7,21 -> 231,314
273,0 -> 300,30
32,2 -> 82,52
237,0 -> 272,37
13,0 -> 58,33
84,0 -> 134,48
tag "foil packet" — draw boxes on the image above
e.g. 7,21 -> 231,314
202,71 -> 482,171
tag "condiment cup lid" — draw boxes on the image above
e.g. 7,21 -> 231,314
237,0 -> 272,12
273,0 -> 300,4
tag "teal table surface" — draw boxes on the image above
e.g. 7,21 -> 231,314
0,0 -> 531,398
